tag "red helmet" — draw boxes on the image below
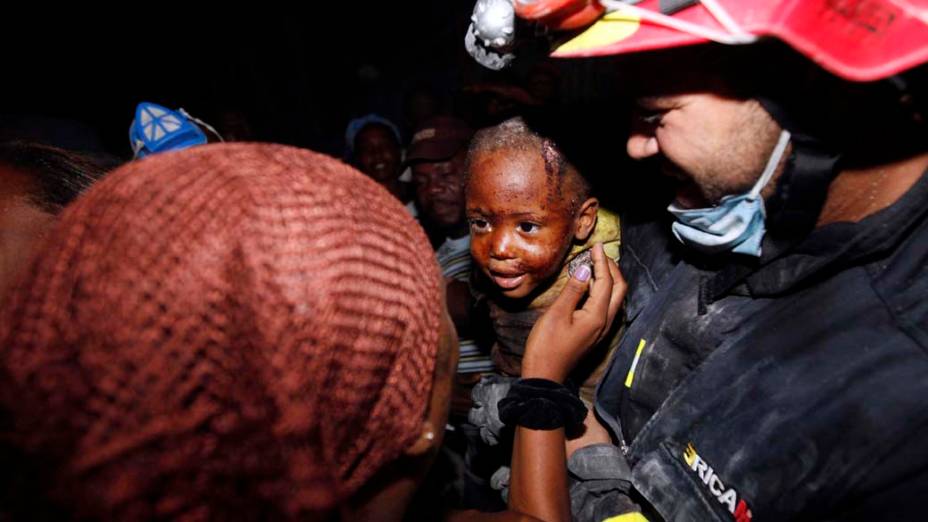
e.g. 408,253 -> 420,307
513,0 -> 928,81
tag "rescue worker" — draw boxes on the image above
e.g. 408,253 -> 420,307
466,1 -> 928,520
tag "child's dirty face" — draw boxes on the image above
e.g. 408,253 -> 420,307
355,125 -> 401,184
466,148 -> 577,299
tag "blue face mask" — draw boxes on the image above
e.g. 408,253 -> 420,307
667,130 -> 791,257
129,102 -> 222,159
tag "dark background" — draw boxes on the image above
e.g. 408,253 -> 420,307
2,5 -> 667,210
2,5 -> 621,153
4,4 -> 465,154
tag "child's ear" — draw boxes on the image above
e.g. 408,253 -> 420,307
574,197 -> 599,242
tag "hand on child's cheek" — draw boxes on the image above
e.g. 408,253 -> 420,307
466,149 -> 576,299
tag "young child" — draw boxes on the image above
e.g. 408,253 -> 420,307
465,117 -> 621,405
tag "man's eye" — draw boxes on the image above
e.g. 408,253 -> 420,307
518,222 -> 540,233
639,112 -> 664,125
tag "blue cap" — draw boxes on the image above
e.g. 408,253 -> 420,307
129,102 -> 207,159
345,113 -> 402,157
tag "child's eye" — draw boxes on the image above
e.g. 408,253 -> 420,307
469,219 -> 490,232
518,222 -> 540,234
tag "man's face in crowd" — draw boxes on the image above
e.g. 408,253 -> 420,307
355,124 -> 402,184
411,149 -> 467,231
626,90 -> 783,209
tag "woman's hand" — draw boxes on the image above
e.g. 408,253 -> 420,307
521,243 -> 626,383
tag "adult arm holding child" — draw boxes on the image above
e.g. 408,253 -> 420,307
508,243 -> 626,522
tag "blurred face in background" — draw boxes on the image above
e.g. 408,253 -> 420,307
355,124 -> 403,184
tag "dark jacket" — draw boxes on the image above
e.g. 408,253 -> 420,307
581,168 -> 928,521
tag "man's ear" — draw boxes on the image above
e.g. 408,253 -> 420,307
574,197 -> 599,242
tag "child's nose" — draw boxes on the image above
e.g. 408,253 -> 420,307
490,230 -> 516,260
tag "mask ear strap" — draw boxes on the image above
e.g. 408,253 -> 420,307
130,132 -> 146,156
699,0 -> 751,39
749,129 -> 792,200
178,108 -> 225,143
600,0 -> 757,45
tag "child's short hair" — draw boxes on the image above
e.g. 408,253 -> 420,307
466,116 -> 592,213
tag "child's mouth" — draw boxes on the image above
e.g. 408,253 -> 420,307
490,271 -> 526,290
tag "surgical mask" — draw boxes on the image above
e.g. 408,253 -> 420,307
667,130 -> 791,257
129,102 -> 222,159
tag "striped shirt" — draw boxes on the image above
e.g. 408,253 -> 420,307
436,235 -> 494,374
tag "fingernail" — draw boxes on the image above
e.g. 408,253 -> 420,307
575,265 -> 592,282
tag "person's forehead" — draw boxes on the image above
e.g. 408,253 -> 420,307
0,165 -> 36,199
624,47 -> 741,98
468,150 -> 567,210
633,72 -> 732,101
356,124 -> 397,143
470,148 -> 546,184
411,158 -> 455,174
424,149 -> 468,167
